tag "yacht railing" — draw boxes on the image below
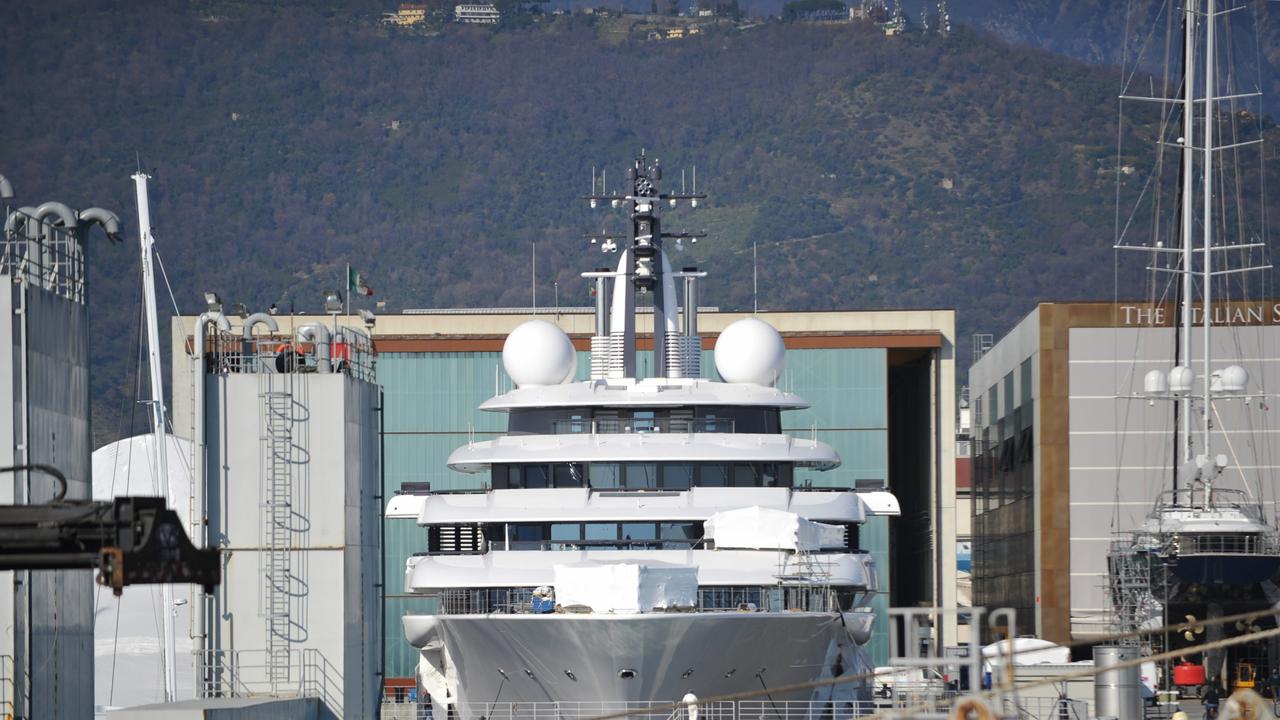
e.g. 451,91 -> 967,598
504,539 -> 704,552
427,585 -> 844,615
1151,487 -> 1266,518
1174,532 -> 1277,556
550,418 -> 735,435
376,698 -> 1091,720
463,700 -> 737,720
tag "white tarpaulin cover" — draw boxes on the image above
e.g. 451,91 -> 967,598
981,637 -> 1070,666
553,562 -> 698,613
92,435 -> 197,710
703,506 -> 846,551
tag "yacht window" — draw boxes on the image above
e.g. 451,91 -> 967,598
591,463 -> 621,489
523,465 -> 550,489
733,463 -> 758,487
554,463 -> 584,488
585,523 -> 619,543
512,524 -> 546,541
551,523 -> 581,549
509,408 -> 562,435
632,410 -> 657,433
624,463 -> 658,490
760,463 -> 780,487
699,463 -> 729,487
663,464 -> 693,490
622,523 -> 657,542
562,413 -> 590,435
491,465 -> 510,489
660,522 -> 700,548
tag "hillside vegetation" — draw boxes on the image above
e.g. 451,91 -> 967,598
0,0 -> 1275,443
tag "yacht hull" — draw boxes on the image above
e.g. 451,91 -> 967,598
406,611 -> 868,716
1169,554 -> 1280,586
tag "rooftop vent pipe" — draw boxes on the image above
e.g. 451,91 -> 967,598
241,312 -> 280,372
3,207 -> 38,238
296,323 -> 332,373
33,201 -> 77,228
78,207 -> 123,242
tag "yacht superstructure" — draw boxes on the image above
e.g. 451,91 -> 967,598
389,154 -> 899,718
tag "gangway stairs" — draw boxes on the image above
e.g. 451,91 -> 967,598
261,373 -> 295,688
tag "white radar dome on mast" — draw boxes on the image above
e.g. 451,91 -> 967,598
714,317 -> 786,386
503,319 -> 577,387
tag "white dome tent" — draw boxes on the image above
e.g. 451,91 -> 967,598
91,434 -> 196,714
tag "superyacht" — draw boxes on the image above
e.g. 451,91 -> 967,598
387,154 -> 899,718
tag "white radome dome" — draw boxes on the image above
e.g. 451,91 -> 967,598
503,319 -> 577,388
714,317 -> 786,386
1220,365 -> 1248,393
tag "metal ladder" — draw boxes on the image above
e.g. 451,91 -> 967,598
261,373 -> 294,686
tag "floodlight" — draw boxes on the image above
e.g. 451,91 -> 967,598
323,289 -> 343,314
203,292 -> 222,312
231,302 -> 248,318
358,309 -> 376,328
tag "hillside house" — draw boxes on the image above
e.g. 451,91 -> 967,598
392,3 -> 427,24
455,3 -> 501,22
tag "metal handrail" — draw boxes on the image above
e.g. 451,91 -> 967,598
1174,532 -> 1278,556
550,418 -> 736,435
198,647 -> 343,711
201,333 -> 376,382
426,584 -> 843,615
1,208 -> 86,304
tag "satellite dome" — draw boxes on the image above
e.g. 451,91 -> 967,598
1219,365 -> 1248,393
1169,365 -> 1194,395
503,320 -> 577,388
714,317 -> 785,386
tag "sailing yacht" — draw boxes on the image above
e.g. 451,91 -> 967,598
1108,0 -> 1280,688
387,154 -> 899,719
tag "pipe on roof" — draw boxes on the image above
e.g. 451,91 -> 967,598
241,312 -> 279,341
78,207 -> 122,240
33,201 -> 76,227
240,312 -> 280,373
296,322 -> 332,373
190,308 -> 229,679
3,207 -> 38,238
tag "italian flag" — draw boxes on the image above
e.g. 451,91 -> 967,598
349,266 -> 373,297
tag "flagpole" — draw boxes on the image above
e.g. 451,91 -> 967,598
345,262 -> 351,317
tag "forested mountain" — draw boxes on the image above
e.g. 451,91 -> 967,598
948,0 -> 1280,113
1,0 -> 1275,444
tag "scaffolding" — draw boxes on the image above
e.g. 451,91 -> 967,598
1106,536 -> 1165,653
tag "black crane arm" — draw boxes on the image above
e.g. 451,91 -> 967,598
0,465 -> 220,595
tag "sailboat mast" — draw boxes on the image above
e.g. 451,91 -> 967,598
1200,0 -> 1216,508
1180,0 -> 1196,477
1198,0 -> 1208,504
132,171 -> 179,702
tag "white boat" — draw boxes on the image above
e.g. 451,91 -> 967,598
387,153 -> 899,719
